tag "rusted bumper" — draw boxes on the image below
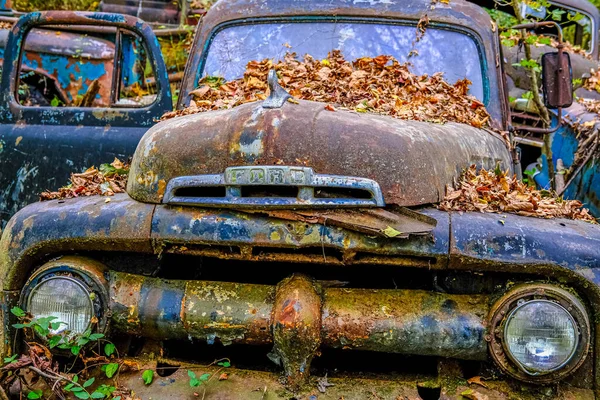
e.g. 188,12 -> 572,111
110,272 -> 488,387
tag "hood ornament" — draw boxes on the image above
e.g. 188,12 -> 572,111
263,70 -> 292,109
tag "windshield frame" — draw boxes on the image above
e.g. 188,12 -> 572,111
194,16 -> 491,106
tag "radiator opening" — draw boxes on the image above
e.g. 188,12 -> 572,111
240,185 -> 299,198
314,187 -> 372,199
173,186 -> 227,198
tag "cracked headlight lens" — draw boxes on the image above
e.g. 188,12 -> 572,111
504,300 -> 578,374
27,276 -> 93,337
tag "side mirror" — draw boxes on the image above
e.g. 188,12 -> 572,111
541,51 -> 573,109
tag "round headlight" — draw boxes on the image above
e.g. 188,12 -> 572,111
27,276 -> 94,336
19,257 -> 109,341
504,300 -> 577,373
488,284 -> 590,383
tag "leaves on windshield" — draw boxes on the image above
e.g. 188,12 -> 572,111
163,51 -> 490,129
439,164 -> 595,222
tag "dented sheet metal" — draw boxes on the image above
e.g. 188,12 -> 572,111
128,100 -> 512,207
243,206 -> 437,238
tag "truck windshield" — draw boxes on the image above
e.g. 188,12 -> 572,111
202,21 -> 485,101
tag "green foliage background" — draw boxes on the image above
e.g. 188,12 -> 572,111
14,0 -> 99,11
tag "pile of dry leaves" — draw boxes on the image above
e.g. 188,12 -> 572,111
439,165 -> 595,222
583,69 -> 600,93
162,51 -> 491,129
40,158 -> 128,201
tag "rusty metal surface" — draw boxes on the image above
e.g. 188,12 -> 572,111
108,272 -> 489,371
3,196 -> 600,391
99,0 -> 181,25
448,210 -> 600,286
150,205 -> 448,266
0,11 -> 172,125
243,206 -> 437,238
179,0 -> 510,128
0,194 -> 155,292
128,100 -> 512,207
0,11 -> 173,227
0,28 -> 115,106
162,165 -> 387,209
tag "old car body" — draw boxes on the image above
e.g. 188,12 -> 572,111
0,11 -> 172,227
1,1 -> 599,400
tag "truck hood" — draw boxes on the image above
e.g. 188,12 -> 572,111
127,100 -> 512,206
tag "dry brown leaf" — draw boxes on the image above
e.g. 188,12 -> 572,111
439,165 -> 596,222
466,376 -> 488,389
40,158 -> 129,201
461,389 -> 489,400
163,51 -> 491,129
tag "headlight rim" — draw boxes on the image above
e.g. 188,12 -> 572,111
487,284 -> 590,384
19,257 -> 109,339
26,274 -> 95,337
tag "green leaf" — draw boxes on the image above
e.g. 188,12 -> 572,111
189,378 -> 200,387
142,369 -> 154,385
83,377 -> 95,388
188,370 -> 201,387
88,333 -> 104,341
3,354 -> 17,364
77,337 -> 90,346
538,37 -> 551,45
104,343 -> 116,357
94,384 -> 115,396
71,345 -> 81,356
99,163 -> 116,176
217,361 -> 231,368
12,323 -> 26,329
64,383 -> 74,391
48,335 -> 62,348
495,162 -> 503,177
551,8 -> 566,20
73,375 -> 79,383
91,392 -> 105,399
105,363 -> 119,378
74,391 -> 91,399
522,91 -> 534,100
513,59 -> 541,73
50,96 -> 60,107
199,373 -> 210,382
50,322 -> 63,330
27,390 -> 42,399
382,226 -> 403,238
10,307 -> 25,317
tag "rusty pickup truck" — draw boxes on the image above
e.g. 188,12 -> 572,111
1,1 -> 599,399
